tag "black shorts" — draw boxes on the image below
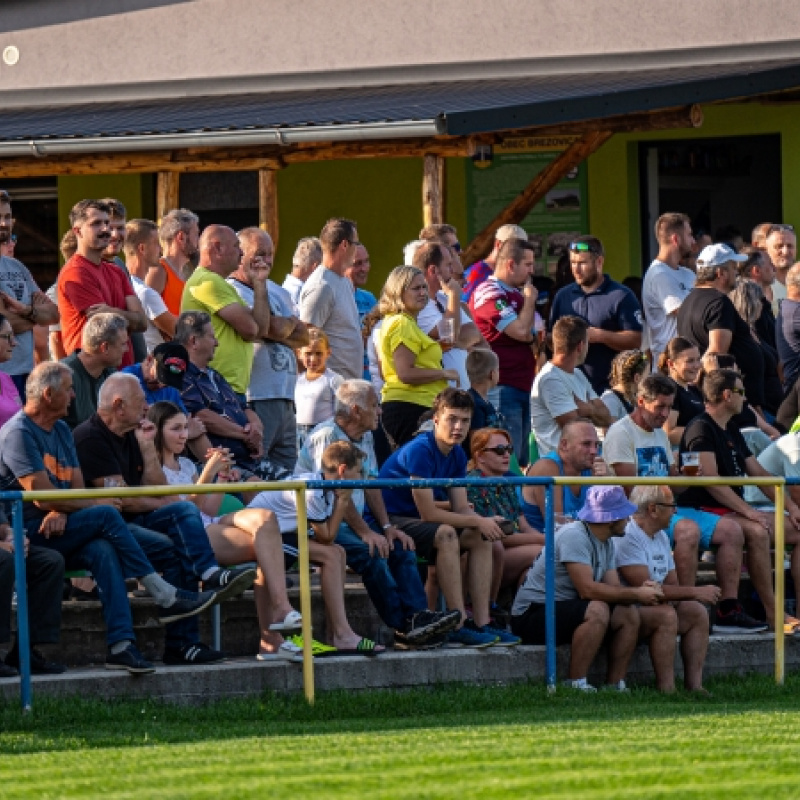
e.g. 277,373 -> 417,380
388,515 -> 466,564
511,599 -> 592,645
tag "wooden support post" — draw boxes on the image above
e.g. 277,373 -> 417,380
156,172 -> 180,223
259,169 -> 279,253
460,130 -> 614,266
422,154 -> 445,228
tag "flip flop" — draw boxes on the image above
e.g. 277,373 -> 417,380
334,637 -> 384,657
784,620 -> 800,636
269,610 -> 303,632
286,635 -> 338,658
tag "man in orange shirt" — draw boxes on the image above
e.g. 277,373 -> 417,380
57,200 -> 147,368
146,209 -> 200,316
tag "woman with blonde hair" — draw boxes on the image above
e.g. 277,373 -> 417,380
600,349 -> 649,422
377,265 -> 459,447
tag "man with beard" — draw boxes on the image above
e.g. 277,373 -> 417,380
766,223 -> 797,316
146,209 -> 200,316
549,236 -> 643,395
0,190 -> 59,398
57,200 -> 147,369
642,213 -> 696,366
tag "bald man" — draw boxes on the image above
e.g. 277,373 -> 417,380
229,228 -> 309,477
181,224 -> 271,397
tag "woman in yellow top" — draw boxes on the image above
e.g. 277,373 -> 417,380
377,265 -> 459,448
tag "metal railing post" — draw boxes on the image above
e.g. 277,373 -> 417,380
294,486 -> 315,704
775,481 -> 785,686
544,481 -> 556,694
12,497 -> 32,712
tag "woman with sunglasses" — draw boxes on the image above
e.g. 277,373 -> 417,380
376,265 -> 459,448
466,428 -> 544,617
0,313 -> 21,427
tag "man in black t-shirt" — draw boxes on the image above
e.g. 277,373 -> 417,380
74,372 -> 257,665
676,244 -> 766,412
680,369 -> 800,635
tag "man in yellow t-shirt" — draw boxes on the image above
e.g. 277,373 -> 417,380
181,225 -> 271,396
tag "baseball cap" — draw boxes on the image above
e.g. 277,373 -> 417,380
695,243 -> 748,268
153,342 -> 188,390
495,224 -> 528,243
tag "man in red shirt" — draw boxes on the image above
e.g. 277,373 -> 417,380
57,200 -> 147,368
469,237 -> 538,465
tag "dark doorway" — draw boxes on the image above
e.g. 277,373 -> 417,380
638,134 -> 782,267
1,178 -> 60,288
179,172 -> 259,232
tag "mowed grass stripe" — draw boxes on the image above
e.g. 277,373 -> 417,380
5,712 -> 800,799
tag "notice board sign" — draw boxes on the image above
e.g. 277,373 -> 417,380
465,136 -> 589,276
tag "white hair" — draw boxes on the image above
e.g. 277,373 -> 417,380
97,372 -> 142,410
630,484 -> 668,514
335,379 -> 376,419
26,362 -> 72,402
403,240 -> 425,266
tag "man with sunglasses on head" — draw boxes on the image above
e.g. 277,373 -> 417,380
0,190 -> 60,399
549,236 -> 643,395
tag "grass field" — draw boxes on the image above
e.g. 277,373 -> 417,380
3,674 -> 800,799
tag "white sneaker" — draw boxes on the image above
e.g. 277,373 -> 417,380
561,678 -> 597,693
256,641 -> 303,662
602,680 -> 630,693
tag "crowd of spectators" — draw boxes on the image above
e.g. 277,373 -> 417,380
1,189 -> 799,695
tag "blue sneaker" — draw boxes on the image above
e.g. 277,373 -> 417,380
445,619 -> 499,648
479,623 -> 521,646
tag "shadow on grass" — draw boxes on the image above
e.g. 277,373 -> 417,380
2,671 -> 800,755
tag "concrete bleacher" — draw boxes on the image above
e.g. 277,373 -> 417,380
2,566 -> 797,706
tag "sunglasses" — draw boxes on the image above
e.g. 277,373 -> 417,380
654,502 -> 677,509
768,224 -> 795,235
730,387 -> 746,396
482,445 -> 513,456
569,241 -> 602,256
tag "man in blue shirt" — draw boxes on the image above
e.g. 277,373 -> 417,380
380,388 -> 516,647
549,236 -> 643,395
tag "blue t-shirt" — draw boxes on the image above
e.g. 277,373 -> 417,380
380,430 -> 468,518
520,452 -> 590,530
549,276 -> 643,394
354,288 -> 377,380
0,411 -> 80,523
122,363 -> 187,413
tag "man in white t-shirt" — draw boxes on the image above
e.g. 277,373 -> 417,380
230,228 -> 309,477
123,219 -> 177,353
745,432 -> 800,506
531,315 -> 611,456
642,213 -> 696,365
282,237 -> 322,311
414,241 -> 483,390
615,485 -> 719,693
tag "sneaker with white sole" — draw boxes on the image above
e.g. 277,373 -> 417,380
445,619 -> 498,648
562,678 -> 597,693
203,565 -> 257,602
714,604 -> 769,634
601,680 -> 630,693
403,609 -> 461,644
105,644 -> 156,674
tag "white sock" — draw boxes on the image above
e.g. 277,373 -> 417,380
110,640 -> 132,655
140,573 -> 178,607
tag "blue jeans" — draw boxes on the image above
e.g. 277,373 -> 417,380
335,522 -> 428,631
129,524 -> 199,651
498,384 -> 531,466
27,506 -> 150,647
128,501 -> 217,581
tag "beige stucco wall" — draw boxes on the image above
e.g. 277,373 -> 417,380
1,0 -> 800,106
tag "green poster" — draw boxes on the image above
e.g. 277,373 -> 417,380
465,137 -> 589,276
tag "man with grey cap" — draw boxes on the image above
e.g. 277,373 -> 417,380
461,223 -> 527,303
511,485 -> 665,692
677,243 -> 765,413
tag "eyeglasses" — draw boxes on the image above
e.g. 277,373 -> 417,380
730,387 -> 746,396
348,239 -> 362,247
481,445 -> 514,456
654,502 -> 678,509
569,240 -> 602,256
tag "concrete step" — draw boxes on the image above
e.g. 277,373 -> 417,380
1,633 -> 795,706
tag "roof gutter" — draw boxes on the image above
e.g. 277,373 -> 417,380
0,118 -> 443,158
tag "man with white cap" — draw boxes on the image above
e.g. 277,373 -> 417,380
511,485 -> 666,692
461,223 -> 527,303
677,243 -> 766,413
